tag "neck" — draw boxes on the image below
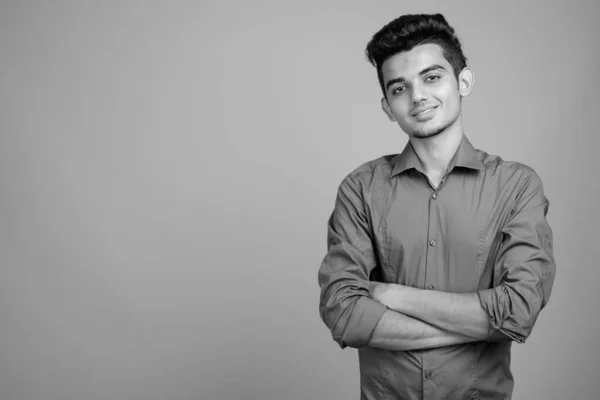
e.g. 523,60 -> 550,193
409,120 -> 464,176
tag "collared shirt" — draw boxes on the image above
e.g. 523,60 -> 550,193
318,136 -> 556,400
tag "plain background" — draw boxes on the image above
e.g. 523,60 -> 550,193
0,1 -> 598,399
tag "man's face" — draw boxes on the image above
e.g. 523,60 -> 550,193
381,43 -> 472,139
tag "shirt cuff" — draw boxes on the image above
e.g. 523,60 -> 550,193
477,287 -> 525,343
340,296 -> 387,348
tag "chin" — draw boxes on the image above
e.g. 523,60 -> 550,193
406,114 -> 460,138
410,125 -> 446,139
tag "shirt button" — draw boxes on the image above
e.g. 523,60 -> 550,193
426,285 -> 434,290
432,193 -> 438,199
429,239 -> 436,246
425,372 -> 432,379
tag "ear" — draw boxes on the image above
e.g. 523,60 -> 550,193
458,67 -> 474,97
381,97 -> 396,121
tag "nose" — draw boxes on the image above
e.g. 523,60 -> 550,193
411,82 -> 428,104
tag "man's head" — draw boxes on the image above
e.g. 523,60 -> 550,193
365,14 -> 474,139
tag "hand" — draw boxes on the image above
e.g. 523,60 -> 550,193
369,282 -> 416,308
369,281 -> 393,307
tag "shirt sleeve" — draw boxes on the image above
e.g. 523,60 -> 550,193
477,170 -> 556,343
318,174 -> 387,349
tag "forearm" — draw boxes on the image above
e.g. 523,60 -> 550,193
368,309 -> 480,351
376,284 -> 492,340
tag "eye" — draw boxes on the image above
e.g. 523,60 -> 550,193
392,85 -> 407,95
425,75 -> 441,82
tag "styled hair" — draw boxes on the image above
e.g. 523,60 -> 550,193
365,13 -> 468,97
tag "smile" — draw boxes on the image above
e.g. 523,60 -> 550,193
414,106 -> 437,116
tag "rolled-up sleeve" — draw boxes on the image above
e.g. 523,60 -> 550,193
477,170 -> 556,343
318,175 -> 387,349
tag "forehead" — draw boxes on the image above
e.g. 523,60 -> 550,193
381,43 -> 452,83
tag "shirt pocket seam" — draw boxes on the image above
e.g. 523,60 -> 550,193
379,215 -> 392,278
476,219 -> 491,281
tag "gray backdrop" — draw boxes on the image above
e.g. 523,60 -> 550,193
0,1 -> 598,399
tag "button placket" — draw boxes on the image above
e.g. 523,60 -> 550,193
425,184 -> 440,294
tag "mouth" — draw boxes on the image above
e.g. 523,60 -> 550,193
412,106 -> 438,117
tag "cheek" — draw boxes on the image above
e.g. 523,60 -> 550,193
437,82 -> 461,105
389,100 -> 411,119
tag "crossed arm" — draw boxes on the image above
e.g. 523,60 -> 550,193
367,307 -> 483,351
372,283 -> 491,337
366,284 -> 491,351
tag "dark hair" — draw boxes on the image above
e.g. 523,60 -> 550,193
365,13 -> 468,97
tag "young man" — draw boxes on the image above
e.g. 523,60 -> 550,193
317,14 -> 556,400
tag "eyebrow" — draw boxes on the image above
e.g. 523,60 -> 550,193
385,64 -> 447,91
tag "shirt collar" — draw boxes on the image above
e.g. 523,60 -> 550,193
390,135 -> 484,178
